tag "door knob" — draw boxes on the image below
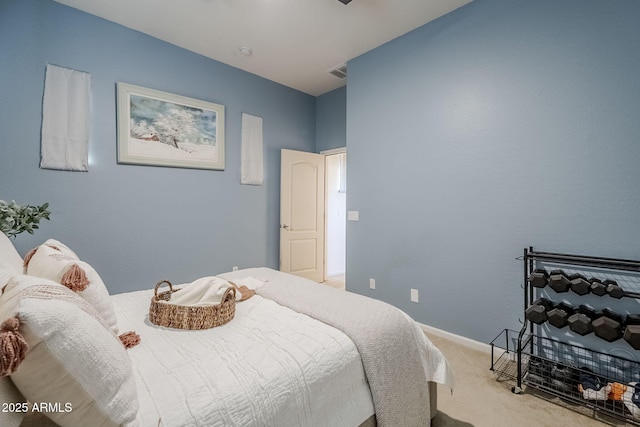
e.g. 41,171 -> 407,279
281,224 -> 289,229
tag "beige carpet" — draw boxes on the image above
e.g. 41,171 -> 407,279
323,274 -> 346,290
425,332 -> 628,427
321,279 -> 628,425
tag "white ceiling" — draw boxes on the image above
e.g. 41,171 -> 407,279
54,0 -> 472,96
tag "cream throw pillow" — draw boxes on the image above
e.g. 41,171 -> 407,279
0,274 -> 139,427
0,259 -> 27,427
0,233 -> 23,272
42,238 -> 79,259
0,376 -> 25,427
25,243 -> 118,334
1,256 -> 16,291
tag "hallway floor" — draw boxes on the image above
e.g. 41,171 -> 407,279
322,274 -> 345,290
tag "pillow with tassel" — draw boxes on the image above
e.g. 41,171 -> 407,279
0,259 -> 27,427
0,274 -> 140,427
23,243 -> 118,334
41,238 -> 79,259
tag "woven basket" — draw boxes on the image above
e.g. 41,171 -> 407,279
149,280 -> 236,330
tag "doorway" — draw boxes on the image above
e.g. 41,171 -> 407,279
323,148 -> 346,288
278,148 -> 346,287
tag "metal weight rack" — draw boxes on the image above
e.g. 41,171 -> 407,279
491,247 -> 640,425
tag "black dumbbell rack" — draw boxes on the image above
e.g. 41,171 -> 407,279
490,247 -> 640,425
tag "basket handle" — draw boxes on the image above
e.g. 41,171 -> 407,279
154,280 -> 173,298
222,286 -> 236,302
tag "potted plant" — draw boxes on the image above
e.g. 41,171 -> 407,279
0,200 -> 51,239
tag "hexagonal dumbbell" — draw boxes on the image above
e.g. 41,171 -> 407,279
604,280 -> 624,299
569,275 -> 591,296
568,305 -> 597,336
622,314 -> 640,350
589,278 -> 607,296
547,302 -> 574,329
548,270 -> 571,293
592,309 -> 624,342
525,298 -> 554,324
528,269 -> 548,288
624,325 -> 640,350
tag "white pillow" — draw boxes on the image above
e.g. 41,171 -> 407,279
25,243 -> 118,334
0,256 -> 16,292
0,233 -> 23,272
42,238 -> 79,259
0,274 -> 140,427
0,377 -> 26,427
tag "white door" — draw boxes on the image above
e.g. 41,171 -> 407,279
280,149 -> 325,282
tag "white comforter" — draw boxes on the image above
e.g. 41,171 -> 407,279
112,282 -> 375,427
226,268 -> 453,426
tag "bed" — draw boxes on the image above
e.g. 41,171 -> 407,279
0,234 -> 453,427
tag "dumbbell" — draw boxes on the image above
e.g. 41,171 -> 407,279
582,278 -> 640,299
525,298 -> 554,324
548,270 -> 571,293
621,314 -> 640,350
624,326 -> 640,350
547,302 -> 574,328
589,278 -> 607,296
567,305 -> 597,336
592,309 -> 624,342
569,274 -> 591,296
603,280 -> 640,299
528,269 -> 548,288
604,280 -> 624,299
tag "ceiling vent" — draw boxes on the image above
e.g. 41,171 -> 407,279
328,64 -> 347,80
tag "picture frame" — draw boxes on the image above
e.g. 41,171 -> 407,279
117,82 -> 225,170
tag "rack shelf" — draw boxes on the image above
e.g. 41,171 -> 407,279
490,247 -> 640,425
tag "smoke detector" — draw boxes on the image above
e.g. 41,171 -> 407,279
328,63 -> 347,80
238,46 -> 253,57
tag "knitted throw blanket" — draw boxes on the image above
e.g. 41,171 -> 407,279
257,278 -> 438,427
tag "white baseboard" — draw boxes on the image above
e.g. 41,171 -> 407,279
419,323 -> 492,354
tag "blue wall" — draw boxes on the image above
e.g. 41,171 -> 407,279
0,0 -> 315,293
4,0 -> 640,345
315,86 -> 346,152
346,0 -> 640,343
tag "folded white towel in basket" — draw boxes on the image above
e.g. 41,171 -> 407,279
161,277 -> 232,307
232,277 -> 267,293
159,276 -> 268,306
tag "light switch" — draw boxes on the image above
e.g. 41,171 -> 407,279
347,211 -> 359,221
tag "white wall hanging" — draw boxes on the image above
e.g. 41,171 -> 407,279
40,64 -> 91,171
240,113 -> 264,185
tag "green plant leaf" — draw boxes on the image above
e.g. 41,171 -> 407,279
0,200 -> 51,238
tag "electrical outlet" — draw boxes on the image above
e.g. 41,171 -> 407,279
411,288 -> 419,303
232,266 -> 239,271
369,278 -> 375,289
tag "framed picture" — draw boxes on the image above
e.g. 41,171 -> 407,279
117,82 -> 225,170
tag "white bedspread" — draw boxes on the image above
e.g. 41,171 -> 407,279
112,284 -> 375,427
221,268 -> 454,426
